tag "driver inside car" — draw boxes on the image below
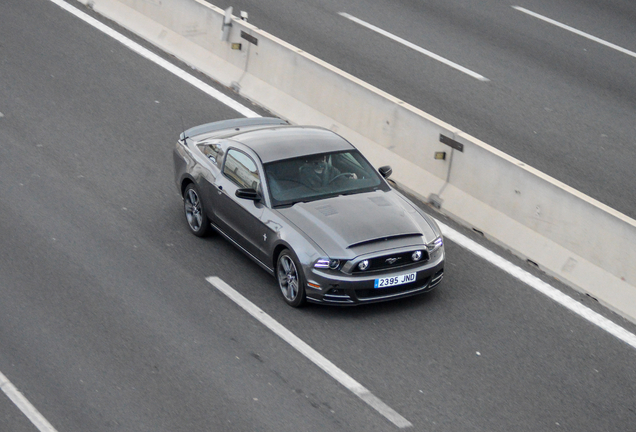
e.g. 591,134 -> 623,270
299,154 -> 356,188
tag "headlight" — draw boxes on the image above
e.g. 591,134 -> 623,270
358,260 -> 370,271
426,236 -> 444,253
314,258 -> 341,270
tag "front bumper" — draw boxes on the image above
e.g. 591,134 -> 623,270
304,253 -> 444,305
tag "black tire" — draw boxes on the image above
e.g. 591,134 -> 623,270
183,183 -> 211,237
276,249 -> 307,307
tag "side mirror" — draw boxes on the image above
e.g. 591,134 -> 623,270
378,165 -> 392,179
235,188 -> 261,201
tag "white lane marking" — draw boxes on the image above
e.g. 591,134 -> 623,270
513,6 -> 636,60
48,0 -> 636,376
206,276 -> 413,429
0,370 -> 59,432
438,221 -> 636,350
339,12 -> 489,82
46,0 -> 261,118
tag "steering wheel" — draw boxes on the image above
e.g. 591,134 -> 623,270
328,172 -> 357,184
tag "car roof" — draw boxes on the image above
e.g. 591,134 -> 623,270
227,126 -> 355,163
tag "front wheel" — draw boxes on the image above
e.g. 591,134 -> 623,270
183,183 -> 211,237
276,249 -> 306,307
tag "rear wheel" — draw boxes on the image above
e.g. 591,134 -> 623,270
183,183 -> 211,237
276,249 -> 306,307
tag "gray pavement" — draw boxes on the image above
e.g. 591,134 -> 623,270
1,0 -> 636,431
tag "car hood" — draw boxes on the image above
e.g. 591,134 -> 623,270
277,190 -> 436,258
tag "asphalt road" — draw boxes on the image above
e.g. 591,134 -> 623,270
209,0 -> 636,219
1,0 -> 636,431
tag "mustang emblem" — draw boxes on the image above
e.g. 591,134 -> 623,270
385,257 -> 400,265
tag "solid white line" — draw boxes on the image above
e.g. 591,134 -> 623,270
438,221 -> 636,350
206,276 -> 413,429
0,370 -> 59,432
513,6 -> 636,60
339,12 -> 489,82
47,0 -> 261,118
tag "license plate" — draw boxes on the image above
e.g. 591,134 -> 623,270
374,272 -> 416,289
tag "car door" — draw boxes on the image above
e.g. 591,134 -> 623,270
214,147 -> 273,265
191,141 -> 224,223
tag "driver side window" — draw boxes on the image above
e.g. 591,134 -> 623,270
223,149 -> 261,190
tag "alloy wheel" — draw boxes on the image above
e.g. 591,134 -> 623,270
185,188 -> 203,232
278,255 -> 299,302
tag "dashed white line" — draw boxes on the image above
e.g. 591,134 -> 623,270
28,1 -> 636,431
339,12 -> 490,82
206,276 -> 413,429
46,0 -> 636,351
0,370 -> 59,432
47,0 -> 261,119
513,6 -> 636,60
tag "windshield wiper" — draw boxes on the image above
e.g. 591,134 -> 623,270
274,200 -> 310,208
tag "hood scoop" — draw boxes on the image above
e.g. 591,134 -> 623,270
348,233 -> 422,249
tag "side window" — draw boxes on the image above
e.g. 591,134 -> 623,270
198,143 -> 223,167
223,149 -> 261,190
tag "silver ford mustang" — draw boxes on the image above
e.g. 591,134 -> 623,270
173,117 -> 444,307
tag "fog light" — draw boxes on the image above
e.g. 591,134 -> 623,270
358,260 -> 369,271
412,250 -> 423,261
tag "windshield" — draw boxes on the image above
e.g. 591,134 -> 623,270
264,150 -> 389,207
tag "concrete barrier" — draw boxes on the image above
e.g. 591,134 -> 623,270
77,0 -> 636,323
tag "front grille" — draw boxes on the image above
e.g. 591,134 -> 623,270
352,250 -> 429,274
